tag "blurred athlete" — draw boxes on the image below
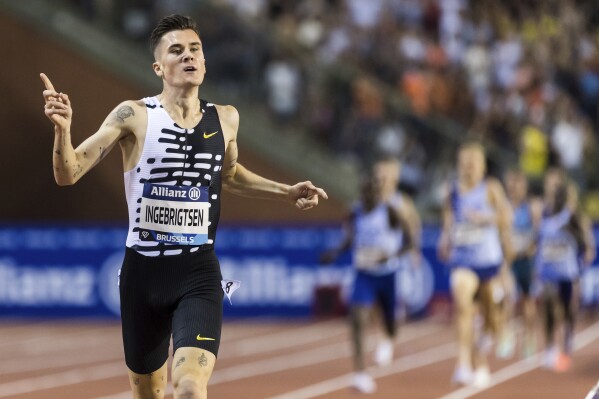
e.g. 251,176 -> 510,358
41,14 -> 327,399
438,142 -> 512,387
496,169 -> 542,359
371,156 -> 422,363
536,168 -> 594,372
321,172 -> 416,394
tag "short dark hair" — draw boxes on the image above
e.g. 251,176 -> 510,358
150,14 -> 199,55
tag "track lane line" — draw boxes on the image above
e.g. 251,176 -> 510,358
437,320 -> 599,399
90,322 -> 445,399
267,342 -> 456,399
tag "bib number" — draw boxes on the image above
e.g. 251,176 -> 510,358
139,183 -> 210,245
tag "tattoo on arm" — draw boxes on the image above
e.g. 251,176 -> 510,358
174,356 -> 186,369
115,105 -> 135,123
199,353 -> 208,367
73,164 -> 83,178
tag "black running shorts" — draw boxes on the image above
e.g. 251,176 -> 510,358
119,247 -> 223,374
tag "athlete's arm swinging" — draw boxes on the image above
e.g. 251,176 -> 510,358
218,105 -> 328,210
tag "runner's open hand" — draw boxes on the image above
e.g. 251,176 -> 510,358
40,73 -> 72,131
288,181 -> 328,210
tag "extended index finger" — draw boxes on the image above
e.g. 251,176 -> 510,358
306,183 -> 328,200
40,73 -> 56,91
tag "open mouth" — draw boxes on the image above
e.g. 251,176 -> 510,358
183,66 -> 197,72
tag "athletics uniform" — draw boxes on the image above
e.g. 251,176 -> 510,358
120,96 -> 225,374
511,202 -> 535,295
449,181 -> 503,280
536,207 -> 582,359
350,201 -> 403,334
536,208 -> 581,283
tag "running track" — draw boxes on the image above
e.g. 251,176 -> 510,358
1,315 -> 598,398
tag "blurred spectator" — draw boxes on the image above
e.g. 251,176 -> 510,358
463,34 -> 492,112
345,0 -> 385,30
551,97 -> 588,191
519,120 -> 549,187
67,0 -> 599,217
340,77 -> 385,164
264,53 -> 303,124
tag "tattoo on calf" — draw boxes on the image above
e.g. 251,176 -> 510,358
199,353 -> 208,367
115,105 -> 135,123
174,357 -> 186,369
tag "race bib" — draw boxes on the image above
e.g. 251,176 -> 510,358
139,183 -> 210,245
540,241 -> 570,262
452,224 -> 486,246
355,247 -> 387,270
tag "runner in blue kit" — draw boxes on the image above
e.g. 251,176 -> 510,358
495,169 -> 543,359
438,142 -> 513,388
321,172 -> 416,394
371,156 -> 422,364
537,168 -> 595,372
40,14 -> 327,399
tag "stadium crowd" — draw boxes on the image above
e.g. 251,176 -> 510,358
69,0 -> 599,216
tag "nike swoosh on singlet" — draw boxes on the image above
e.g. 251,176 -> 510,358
196,334 -> 216,341
203,131 -> 218,139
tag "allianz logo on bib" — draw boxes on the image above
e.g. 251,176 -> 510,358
150,186 -> 202,200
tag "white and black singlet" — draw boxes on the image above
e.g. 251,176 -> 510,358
124,96 -> 225,257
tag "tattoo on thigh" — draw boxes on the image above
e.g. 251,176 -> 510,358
175,356 -> 186,369
199,353 -> 208,367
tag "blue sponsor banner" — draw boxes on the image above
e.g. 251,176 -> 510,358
0,225 -> 598,318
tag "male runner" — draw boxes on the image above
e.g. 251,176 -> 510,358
321,172 -> 415,394
438,142 -> 512,387
536,168 -> 594,372
41,14 -> 327,399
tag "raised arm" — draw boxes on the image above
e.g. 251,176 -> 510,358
40,73 -> 138,185
218,104 -> 328,210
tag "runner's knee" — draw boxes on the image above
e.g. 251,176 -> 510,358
174,376 -> 207,399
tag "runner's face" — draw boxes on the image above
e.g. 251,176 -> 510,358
457,148 -> 485,184
505,172 -> 527,202
153,29 -> 205,88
